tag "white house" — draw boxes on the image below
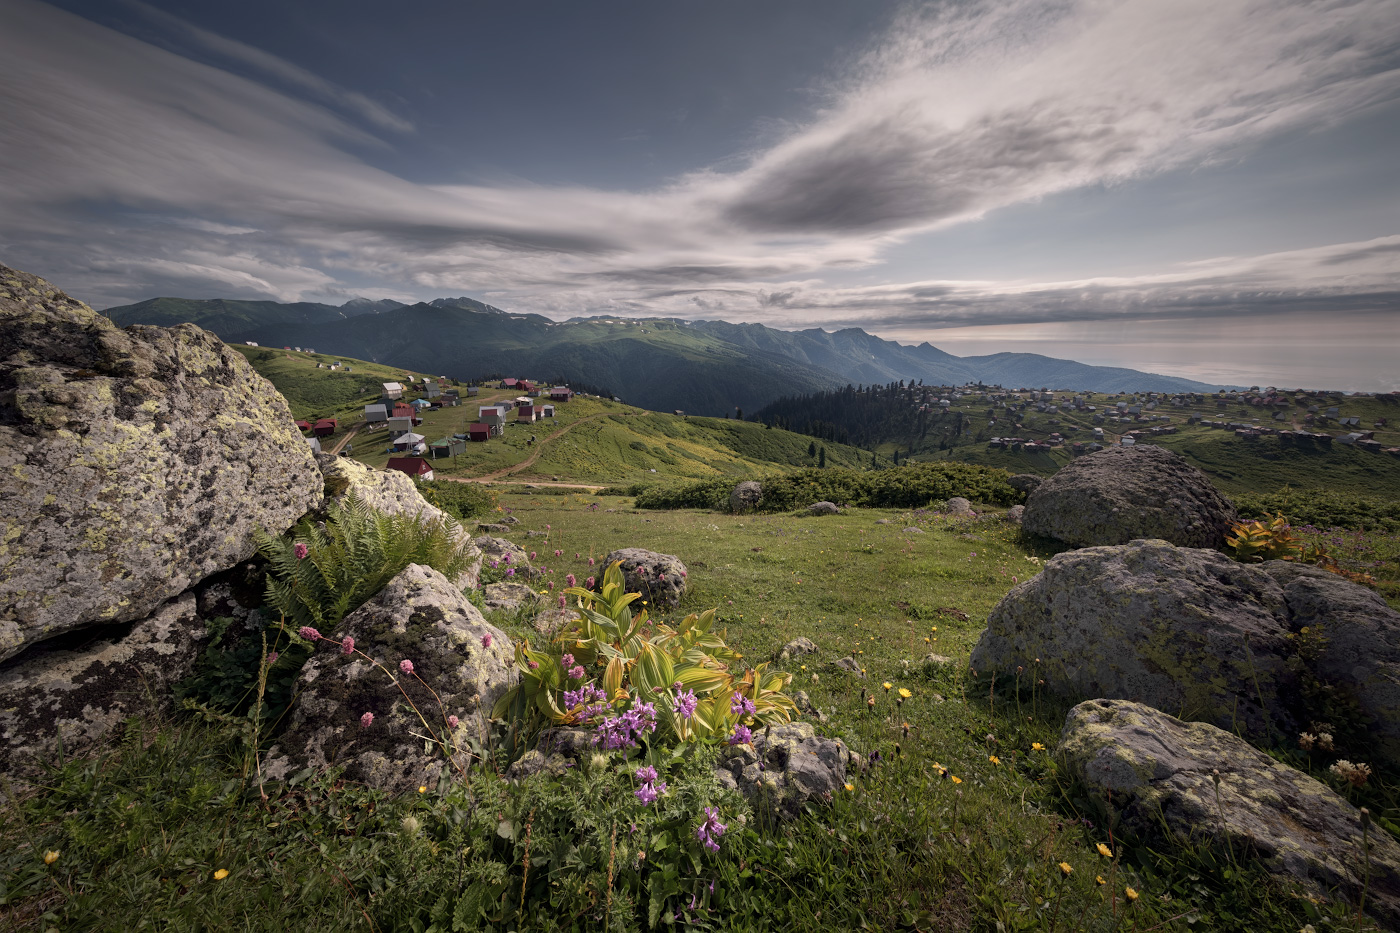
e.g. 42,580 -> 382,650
383,382 -> 404,400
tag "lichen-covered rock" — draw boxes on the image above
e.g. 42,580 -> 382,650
806,501 -> 839,515
1008,473 -> 1042,495
729,480 -> 762,513
483,581 -> 543,612
1060,699 -> 1400,927
971,540 -> 1400,767
0,594 -> 206,777
604,548 -> 688,609
319,455 -> 481,588
714,722 -> 849,820
474,535 -> 531,577
774,637 -> 818,662
945,496 -> 974,516
1022,445 -> 1237,548
530,608 -> 574,638
0,265 -> 322,661
476,523 -> 510,533
263,564 -> 516,794
504,749 -> 572,783
1004,504 -> 1024,525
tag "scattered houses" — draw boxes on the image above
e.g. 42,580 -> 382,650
467,423 -> 491,442
385,457 -> 434,481
313,418 -> 337,437
390,432 -> 427,455
549,386 -> 574,402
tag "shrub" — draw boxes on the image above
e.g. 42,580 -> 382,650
419,479 -> 495,520
1232,487 -> 1400,533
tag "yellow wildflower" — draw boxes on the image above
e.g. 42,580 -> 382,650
1125,886 -> 1139,901
989,755 -> 1000,765
898,688 -> 912,699
418,785 -> 427,793
844,783 -> 855,792
1059,862 -> 1073,876
882,682 -> 892,691
44,850 -> 60,865
1097,843 -> 1113,858
213,868 -> 230,880
1032,742 -> 1045,751
950,775 -> 963,784
1095,875 -> 1106,886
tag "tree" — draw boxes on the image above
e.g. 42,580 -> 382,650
808,441 -> 817,458
818,447 -> 826,468
736,407 -> 743,421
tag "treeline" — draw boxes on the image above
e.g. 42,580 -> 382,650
754,382 -> 974,449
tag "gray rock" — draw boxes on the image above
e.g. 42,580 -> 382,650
483,581 -> 544,612
475,535 -> 532,578
729,480 -> 762,513
0,265 -> 322,661
477,523 -> 510,533
774,637 -> 818,662
530,607 -> 574,638
498,514 -> 520,525
903,527 -> 924,534
834,656 -> 864,676
875,519 -> 893,525
1022,445 -> 1237,548
504,749 -> 572,782
0,594 -> 206,777
535,726 -> 595,760
264,564 -> 517,795
320,455 -> 481,588
603,548 -> 688,609
1004,504 -> 1025,525
945,496 -> 974,515
1060,699 -> 1400,927
1008,473 -> 1042,495
806,501 -> 840,515
791,690 -> 827,723
714,722 -> 849,820
971,540 -> 1400,767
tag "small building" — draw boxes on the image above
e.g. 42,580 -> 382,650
364,404 -> 388,424
391,432 -> 427,454
245,341 -> 259,347
501,378 -> 520,390
386,415 -> 416,437
313,418 -> 337,437
410,398 -> 432,410
549,386 -> 574,402
426,382 -> 442,399
295,419 -> 312,432
518,403 -> 536,422
467,386 -> 480,396
542,404 -> 556,418
429,437 -> 466,459
383,382 -> 404,400
467,423 -> 491,442
305,436 -> 321,455
385,457 -> 433,481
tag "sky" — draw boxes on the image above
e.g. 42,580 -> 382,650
1,0 -> 1398,390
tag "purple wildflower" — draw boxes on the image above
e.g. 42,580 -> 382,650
360,711 -> 374,728
491,560 -> 499,569
568,665 -> 585,680
558,595 -> 566,609
506,568 -> 515,577
636,765 -> 658,783
266,651 -> 279,664
566,574 -> 577,587
502,553 -> 511,563
635,780 -> 667,805
728,724 -> 753,745
672,688 -> 698,720
657,574 -> 665,583
588,557 -> 595,567
447,715 -> 459,728
481,633 -> 493,649
293,542 -> 309,560
548,581 -> 554,591
680,569 -> 687,578
586,576 -> 595,588
695,807 -> 726,853
729,692 -> 757,716
299,626 -> 322,641
529,551 -> 536,561
528,659 -> 539,670
400,659 -> 414,675
575,552 -> 581,558
340,636 -> 354,655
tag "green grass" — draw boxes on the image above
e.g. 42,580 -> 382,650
8,491 -> 1394,930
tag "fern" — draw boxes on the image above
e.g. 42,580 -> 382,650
255,491 -> 478,634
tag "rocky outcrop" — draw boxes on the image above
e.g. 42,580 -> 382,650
1004,504 -> 1024,525
0,265 -> 321,661
483,581 -> 543,612
806,501 -> 840,515
604,548 -> 688,609
530,608 -> 574,638
971,540 -> 1400,767
1061,699 -> 1400,927
715,722 -> 849,820
1008,473 -> 1042,495
945,497 -> 975,517
320,455 -> 481,588
263,564 -> 516,794
474,535 -> 530,578
0,594 -> 206,777
774,637 -> 818,662
1022,445 -> 1237,548
729,480 -> 762,513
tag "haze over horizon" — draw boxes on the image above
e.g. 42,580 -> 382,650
2,0 -> 1397,391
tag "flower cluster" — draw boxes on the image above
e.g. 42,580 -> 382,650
634,765 -> 668,805
727,724 -> 752,745
595,701 -> 658,750
695,806 -> 726,853
729,692 -> 756,717
1299,730 -> 1335,752
1330,759 -> 1372,787
563,683 -> 608,719
672,688 -> 698,720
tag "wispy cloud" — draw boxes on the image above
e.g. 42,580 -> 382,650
0,0 -> 1397,333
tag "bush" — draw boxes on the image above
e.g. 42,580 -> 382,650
634,463 -> 1021,512
420,479 -> 495,520
1232,487 -> 1400,532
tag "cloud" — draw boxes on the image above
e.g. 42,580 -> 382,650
0,0 -> 1397,338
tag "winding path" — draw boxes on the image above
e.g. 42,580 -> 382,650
434,409 -> 641,491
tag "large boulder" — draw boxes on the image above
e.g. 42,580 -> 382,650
0,594 -> 206,777
715,722 -> 850,820
729,480 -> 762,513
263,564 -> 516,794
320,455 -> 481,588
1007,473 -> 1042,495
971,540 -> 1400,767
0,265 -> 321,661
1061,699 -> 1400,927
806,501 -> 840,515
603,548 -> 688,609
1022,445 -> 1237,548
474,535 -> 531,578
483,581 -> 544,612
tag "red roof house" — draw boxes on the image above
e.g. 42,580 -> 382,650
549,386 -> 573,402
467,423 -> 491,442
295,419 -> 312,432
313,417 -> 337,437
385,457 -> 434,481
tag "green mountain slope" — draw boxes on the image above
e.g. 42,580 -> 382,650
106,296 -> 403,334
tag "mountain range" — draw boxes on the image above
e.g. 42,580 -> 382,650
104,295 -> 1224,415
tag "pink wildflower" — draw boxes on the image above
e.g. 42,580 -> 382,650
586,576 -> 595,588
266,651 -> 279,664
447,715 -> 459,728
588,557 -> 595,567
293,542 -> 309,560
400,659 -> 414,674
299,626 -> 321,641
481,633 -> 493,649
554,549 -> 562,557
566,573 -> 577,587
528,659 -> 539,669
341,636 -> 354,655
529,551 -> 536,560
557,595 -> 566,609
360,711 -> 374,728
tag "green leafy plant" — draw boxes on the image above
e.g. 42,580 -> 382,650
1226,513 -> 1304,562
492,560 -> 796,750
253,491 -> 479,634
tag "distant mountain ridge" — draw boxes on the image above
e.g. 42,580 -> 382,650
103,294 -> 1224,415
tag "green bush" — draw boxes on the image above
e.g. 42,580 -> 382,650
1232,487 -> 1400,532
634,463 -> 1021,512
420,479 -> 496,520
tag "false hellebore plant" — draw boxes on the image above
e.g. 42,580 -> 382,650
491,560 -> 797,756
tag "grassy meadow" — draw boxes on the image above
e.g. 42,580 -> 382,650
8,487 -> 1399,931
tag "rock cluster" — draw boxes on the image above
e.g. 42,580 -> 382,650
714,722 -> 850,820
1022,445 -> 1237,548
603,548 -> 688,609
